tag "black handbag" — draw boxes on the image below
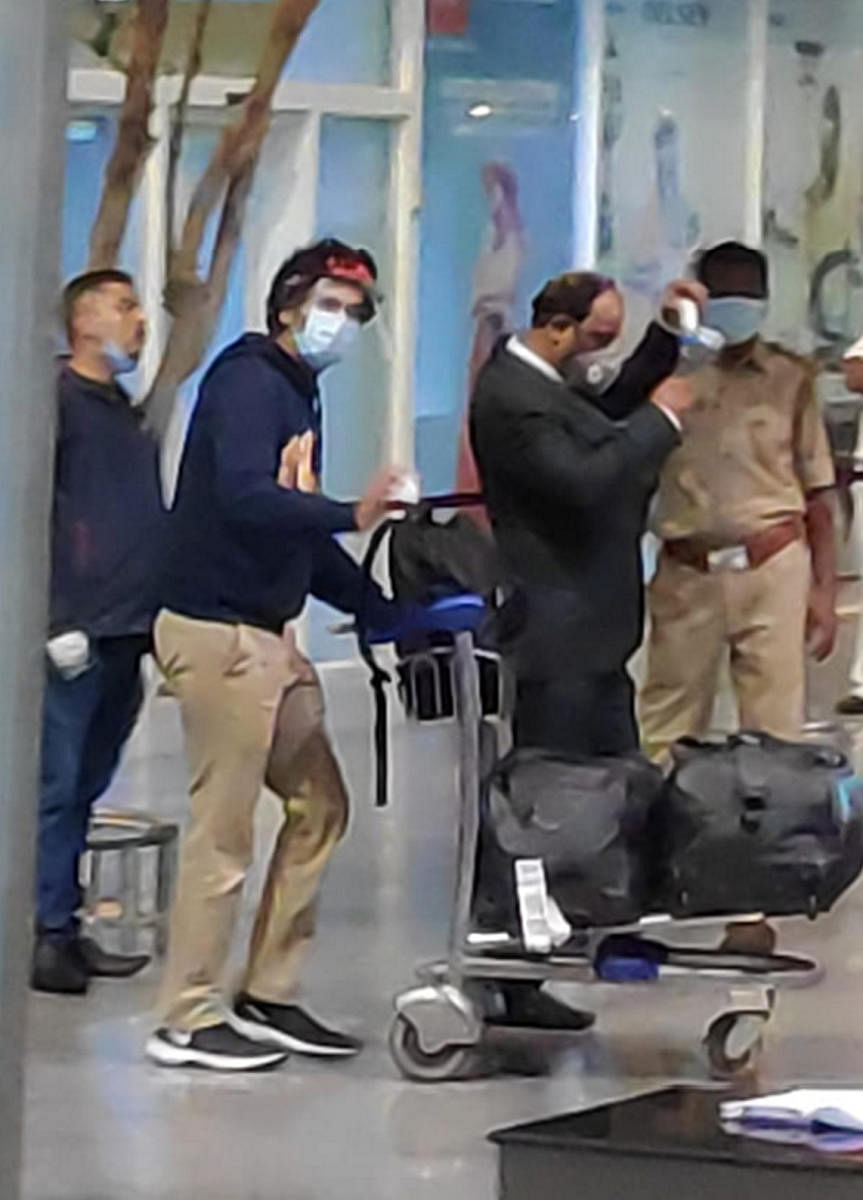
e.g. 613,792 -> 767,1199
658,732 -> 863,919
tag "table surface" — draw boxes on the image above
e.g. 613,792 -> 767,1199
490,1086 -> 863,1176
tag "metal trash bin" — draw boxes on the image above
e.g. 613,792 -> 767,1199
83,810 -> 179,956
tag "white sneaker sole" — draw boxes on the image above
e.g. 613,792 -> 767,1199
145,1034 -> 288,1073
231,1013 -> 361,1058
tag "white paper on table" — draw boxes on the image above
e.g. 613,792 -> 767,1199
721,1090 -> 863,1132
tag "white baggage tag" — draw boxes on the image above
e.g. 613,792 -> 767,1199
515,859 -> 553,955
546,896 -> 574,948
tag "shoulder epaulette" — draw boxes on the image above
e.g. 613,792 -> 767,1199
761,341 -> 817,378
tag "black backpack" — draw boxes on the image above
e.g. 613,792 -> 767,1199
475,748 -> 665,930
658,732 -> 863,919
358,496 -> 502,806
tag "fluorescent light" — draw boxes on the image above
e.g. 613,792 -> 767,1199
467,102 -> 493,119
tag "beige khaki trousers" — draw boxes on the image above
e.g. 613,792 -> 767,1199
638,540 -> 810,763
154,610 -> 348,1031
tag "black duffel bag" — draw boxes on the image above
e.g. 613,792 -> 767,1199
476,748 -> 665,930
659,732 -> 863,920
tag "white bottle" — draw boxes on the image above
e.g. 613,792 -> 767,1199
387,469 -> 421,507
670,297 -> 725,371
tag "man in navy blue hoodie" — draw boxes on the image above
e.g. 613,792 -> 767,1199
147,240 -> 401,1073
33,270 -> 160,995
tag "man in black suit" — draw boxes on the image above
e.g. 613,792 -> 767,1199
471,271 -> 703,759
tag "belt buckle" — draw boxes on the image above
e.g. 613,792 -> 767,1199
707,545 -> 750,573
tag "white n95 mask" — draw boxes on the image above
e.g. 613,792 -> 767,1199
569,349 -> 623,397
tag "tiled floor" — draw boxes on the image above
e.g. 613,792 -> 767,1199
20,602 -> 863,1199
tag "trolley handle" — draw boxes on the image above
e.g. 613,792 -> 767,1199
383,491 -> 485,513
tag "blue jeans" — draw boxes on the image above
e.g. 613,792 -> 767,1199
36,636 -> 147,936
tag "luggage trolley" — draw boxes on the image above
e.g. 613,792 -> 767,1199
388,615 -> 820,1084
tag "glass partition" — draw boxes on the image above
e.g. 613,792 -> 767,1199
315,117 -> 393,501
63,114 -> 141,284
307,115 -> 395,662
415,0 -> 580,493
285,0 -> 392,85
598,0 -> 753,340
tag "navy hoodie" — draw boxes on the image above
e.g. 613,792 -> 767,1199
51,364 -> 165,639
165,334 -> 392,634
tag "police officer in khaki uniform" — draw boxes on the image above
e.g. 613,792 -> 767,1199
639,242 -> 838,764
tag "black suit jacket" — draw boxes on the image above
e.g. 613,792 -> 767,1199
469,325 -> 680,678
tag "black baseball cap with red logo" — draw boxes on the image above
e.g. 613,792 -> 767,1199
267,238 -> 381,332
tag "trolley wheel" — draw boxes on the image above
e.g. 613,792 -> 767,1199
704,1011 -> 767,1080
388,1014 -> 484,1083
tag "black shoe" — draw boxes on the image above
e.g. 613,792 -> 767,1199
145,1023 -> 289,1072
233,995 -> 363,1058
75,936 -> 150,979
837,694 -> 863,717
492,983 -> 595,1033
31,935 -> 89,996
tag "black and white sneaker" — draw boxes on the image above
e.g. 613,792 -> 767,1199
233,995 -> 363,1058
145,1023 -> 289,1072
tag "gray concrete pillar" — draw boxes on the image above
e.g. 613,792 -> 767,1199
0,1 -> 66,1192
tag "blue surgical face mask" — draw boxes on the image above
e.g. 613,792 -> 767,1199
703,296 -> 767,347
295,307 -> 361,371
103,340 -> 139,376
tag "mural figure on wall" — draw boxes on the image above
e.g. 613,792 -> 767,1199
765,40 -> 863,355
456,161 -> 525,502
625,112 -> 701,305
805,84 -> 863,352
466,162 -> 526,389
764,40 -> 824,250
599,35 -> 623,258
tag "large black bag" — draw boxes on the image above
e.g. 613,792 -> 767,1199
658,732 -> 863,919
476,749 -> 665,929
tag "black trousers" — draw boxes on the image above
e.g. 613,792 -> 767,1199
513,670 -> 639,758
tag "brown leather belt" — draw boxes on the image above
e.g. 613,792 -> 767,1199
664,515 -> 805,574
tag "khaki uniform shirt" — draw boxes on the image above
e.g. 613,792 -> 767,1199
653,340 -> 835,543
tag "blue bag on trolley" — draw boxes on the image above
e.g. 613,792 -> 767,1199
657,732 -> 863,920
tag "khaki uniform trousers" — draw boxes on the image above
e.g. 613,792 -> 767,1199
154,610 -> 349,1032
638,540 -> 810,763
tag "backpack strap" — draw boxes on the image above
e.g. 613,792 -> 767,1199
358,520 -> 396,808
385,491 -> 484,512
